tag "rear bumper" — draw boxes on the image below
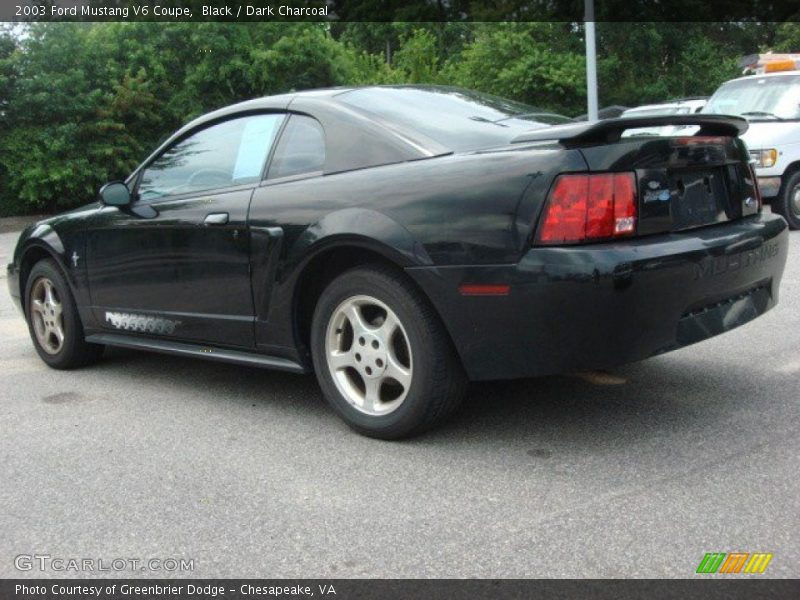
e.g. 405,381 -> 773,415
407,213 -> 789,381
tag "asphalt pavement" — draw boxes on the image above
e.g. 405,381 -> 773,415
0,220 -> 798,578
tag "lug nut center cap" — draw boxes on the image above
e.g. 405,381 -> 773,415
356,333 -> 387,379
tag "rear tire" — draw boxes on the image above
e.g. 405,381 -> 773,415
24,259 -> 104,369
772,171 -> 800,230
311,264 -> 467,439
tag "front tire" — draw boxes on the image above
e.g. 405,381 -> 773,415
24,259 -> 104,369
311,265 -> 467,439
772,171 -> 800,230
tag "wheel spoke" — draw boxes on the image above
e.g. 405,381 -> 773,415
361,378 -> 381,413
377,311 -> 400,341
328,350 -> 353,371
384,354 -> 412,389
31,299 -> 45,315
52,325 -> 65,346
43,280 -> 57,305
344,303 -> 369,334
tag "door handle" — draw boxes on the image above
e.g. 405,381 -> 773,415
204,212 -> 229,225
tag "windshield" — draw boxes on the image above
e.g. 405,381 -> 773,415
704,75 -> 800,120
337,86 -> 572,152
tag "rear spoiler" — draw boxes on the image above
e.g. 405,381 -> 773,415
511,115 -> 748,147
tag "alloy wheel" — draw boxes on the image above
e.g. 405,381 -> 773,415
324,295 -> 413,416
30,277 -> 65,355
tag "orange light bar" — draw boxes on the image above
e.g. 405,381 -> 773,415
458,284 -> 511,296
764,59 -> 798,73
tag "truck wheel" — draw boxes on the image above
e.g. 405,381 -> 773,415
773,171 -> 800,230
311,264 -> 467,440
24,259 -> 104,369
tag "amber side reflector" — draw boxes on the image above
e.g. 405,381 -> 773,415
458,284 -> 511,296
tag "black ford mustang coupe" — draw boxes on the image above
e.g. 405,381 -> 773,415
7,86 -> 789,438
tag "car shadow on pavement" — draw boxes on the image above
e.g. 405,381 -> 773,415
93,346 -> 793,455
428,355 -> 796,456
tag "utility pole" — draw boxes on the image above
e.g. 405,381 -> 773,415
585,0 -> 599,121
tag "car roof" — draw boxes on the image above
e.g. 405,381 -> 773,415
130,86 -> 460,182
174,85 -> 480,135
133,85 -> 577,180
196,84 -> 480,112
722,71 -> 800,84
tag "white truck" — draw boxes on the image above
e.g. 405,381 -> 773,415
703,58 -> 800,229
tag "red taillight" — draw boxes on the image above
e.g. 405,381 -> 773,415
671,136 -> 728,146
535,172 -> 637,245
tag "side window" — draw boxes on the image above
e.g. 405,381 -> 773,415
268,115 -> 326,179
137,113 -> 284,201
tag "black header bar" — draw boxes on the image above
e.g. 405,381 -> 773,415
4,1 -> 800,23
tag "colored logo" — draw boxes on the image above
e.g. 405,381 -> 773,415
696,552 -> 773,574
643,180 -> 671,203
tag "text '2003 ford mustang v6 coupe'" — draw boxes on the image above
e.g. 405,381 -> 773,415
7,86 -> 789,438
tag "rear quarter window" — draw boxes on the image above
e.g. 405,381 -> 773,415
268,115 -> 326,179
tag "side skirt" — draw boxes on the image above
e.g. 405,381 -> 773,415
85,333 -> 309,374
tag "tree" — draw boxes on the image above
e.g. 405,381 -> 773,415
596,22 -> 773,106
0,21 -> 786,217
773,23 -> 800,52
0,23 -> 368,214
442,23 -> 586,114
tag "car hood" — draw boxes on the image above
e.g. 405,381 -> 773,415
32,202 -> 99,227
740,121 -> 800,150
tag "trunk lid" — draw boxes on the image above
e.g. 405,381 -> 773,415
579,135 -> 760,235
513,116 -> 758,236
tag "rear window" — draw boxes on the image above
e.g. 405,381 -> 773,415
337,87 -> 572,152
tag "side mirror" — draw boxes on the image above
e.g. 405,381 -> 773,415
99,181 -> 131,207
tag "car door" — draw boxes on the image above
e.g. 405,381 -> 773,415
87,112 -> 286,348
247,114 -> 327,349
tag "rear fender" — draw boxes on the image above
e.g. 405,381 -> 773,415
252,208 -> 434,360
288,207 -> 433,268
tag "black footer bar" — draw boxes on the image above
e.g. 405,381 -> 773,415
2,579 -> 799,600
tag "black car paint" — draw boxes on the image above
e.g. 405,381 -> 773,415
7,87 -> 790,381
408,213 -> 786,380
